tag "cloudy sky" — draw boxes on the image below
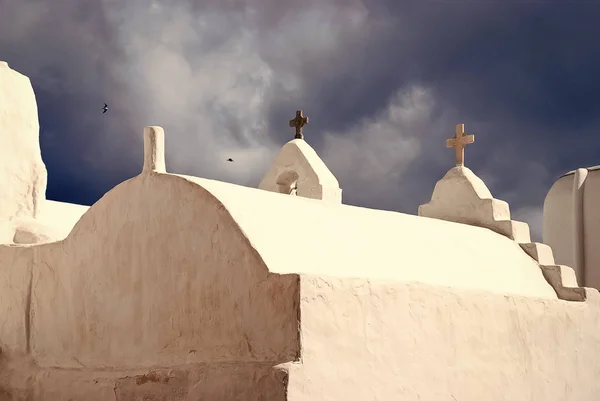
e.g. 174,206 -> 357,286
2,0 -> 600,240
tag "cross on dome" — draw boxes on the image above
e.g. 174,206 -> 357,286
446,123 -> 475,167
289,110 -> 309,139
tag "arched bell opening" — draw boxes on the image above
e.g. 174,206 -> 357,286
276,170 -> 300,195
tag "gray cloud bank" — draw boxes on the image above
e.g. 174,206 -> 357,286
2,0 -> 600,241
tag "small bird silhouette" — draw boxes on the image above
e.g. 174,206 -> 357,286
102,103 -> 108,114
226,158 -> 234,162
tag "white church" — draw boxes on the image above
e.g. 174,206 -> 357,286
0,60 -> 599,400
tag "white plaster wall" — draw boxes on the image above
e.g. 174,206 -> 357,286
544,168 -> 600,289
0,62 -> 47,220
0,62 -> 87,245
1,170 -> 599,399
583,170 -> 600,288
196,176 -> 557,299
544,175 -> 575,272
28,173 -> 300,369
0,200 -> 89,245
0,245 -> 32,353
286,275 -> 600,401
36,200 -> 89,240
0,172 -> 297,398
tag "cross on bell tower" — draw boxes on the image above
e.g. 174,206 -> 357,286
446,123 -> 475,167
289,110 -> 309,139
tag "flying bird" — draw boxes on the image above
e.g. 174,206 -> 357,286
102,103 -> 108,114
226,158 -> 234,162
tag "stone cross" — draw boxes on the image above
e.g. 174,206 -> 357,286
446,123 -> 475,167
289,110 -> 309,139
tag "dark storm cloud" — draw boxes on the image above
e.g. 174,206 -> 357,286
0,0 -> 141,204
2,0 -> 600,240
